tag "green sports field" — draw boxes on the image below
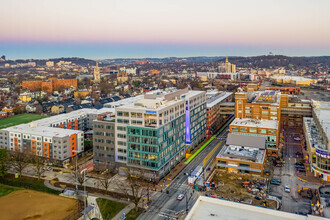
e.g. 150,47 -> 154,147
0,113 -> 48,129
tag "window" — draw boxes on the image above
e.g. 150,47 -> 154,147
106,125 -> 114,130
262,107 -> 269,110
240,127 -> 246,132
117,133 -> 126,139
268,130 -> 276,135
117,111 -> 129,117
245,110 -> 251,114
117,119 -> 129,124
270,107 -> 277,111
231,127 -> 239,131
249,128 -> 257,133
117,126 -> 126,131
259,129 -> 266,134
262,111 -> 268,115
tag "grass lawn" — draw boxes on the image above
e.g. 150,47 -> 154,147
0,113 -> 48,129
0,174 -> 60,195
0,184 -> 21,197
125,208 -> 143,220
96,198 -> 127,220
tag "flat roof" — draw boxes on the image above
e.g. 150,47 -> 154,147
207,92 -> 232,108
4,124 -> 82,137
231,118 -> 278,129
226,133 -> 265,149
218,145 -> 265,163
314,108 -> 330,140
185,196 -> 323,220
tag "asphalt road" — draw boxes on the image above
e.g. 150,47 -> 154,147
138,128 -> 229,220
270,127 -> 312,214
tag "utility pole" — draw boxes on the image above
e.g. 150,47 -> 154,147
81,168 -> 88,220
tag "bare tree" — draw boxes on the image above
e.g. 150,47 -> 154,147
96,165 -> 115,192
116,168 -> 151,211
10,151 -> 30,177
72,170 -> 88,189
30,153 -> 45,180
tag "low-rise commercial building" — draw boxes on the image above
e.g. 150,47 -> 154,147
216,134 -> 266,175
230,118 -> 278,156
304,101 -> 330,182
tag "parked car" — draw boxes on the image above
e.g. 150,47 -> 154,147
43,166 -> 52,171
270,179 -> 281,185
177,194 -> 184,201
294,137 -> 301,141
284,186 -> 291,193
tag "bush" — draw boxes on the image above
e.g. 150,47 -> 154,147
0,175 -> 60,195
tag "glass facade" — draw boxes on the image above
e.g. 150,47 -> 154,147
126,115 -> 186,170
187,103 -> 206,148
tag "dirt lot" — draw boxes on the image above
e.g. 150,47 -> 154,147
0,190 -> 76,220
210,171 -> 267,206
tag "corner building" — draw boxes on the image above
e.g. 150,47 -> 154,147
115,88 -> 206,179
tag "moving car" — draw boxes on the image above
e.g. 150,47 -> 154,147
177,194 -> 184,201
284,186 -> 291,193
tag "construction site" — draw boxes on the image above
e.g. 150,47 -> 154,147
205,171 -> 280,210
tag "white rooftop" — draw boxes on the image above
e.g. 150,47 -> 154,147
231,118 -> 278,129
104,95 -> 144,108
186,196 -> 324,220
207,92 -> 232,108
35,108 -> 115,126
4,124 -> 82,137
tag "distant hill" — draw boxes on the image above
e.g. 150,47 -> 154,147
4,57 -> 96,66
218,55 -> 330,70
101,56 -> 225,64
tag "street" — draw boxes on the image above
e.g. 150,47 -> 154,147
138,126 -> 229,220
270,127 -> 314,214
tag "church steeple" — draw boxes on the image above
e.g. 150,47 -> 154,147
93,61 -> 100,83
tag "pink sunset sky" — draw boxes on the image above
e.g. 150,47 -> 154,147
0,0 -> 329,58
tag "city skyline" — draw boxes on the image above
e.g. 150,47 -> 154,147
1,0 -> 330,59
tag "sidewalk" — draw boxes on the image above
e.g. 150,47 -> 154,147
155,134 -> 216,191
45,179 -> 132,204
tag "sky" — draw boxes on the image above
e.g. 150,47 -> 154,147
0,0 -> 330,59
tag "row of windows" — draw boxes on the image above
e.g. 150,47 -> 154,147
231,126 -> 276,135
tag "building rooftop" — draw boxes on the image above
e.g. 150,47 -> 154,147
226,133 -> 265,149
231,118 -> 278,129
312,101 -> 330,142
186,196 -> 322,220
236,90 -> 281,105
206,91 -> 232,108
4,123 -> 82,137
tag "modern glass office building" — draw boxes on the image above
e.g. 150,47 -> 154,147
115,88 -> 206,179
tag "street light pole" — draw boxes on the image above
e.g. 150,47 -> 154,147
72,150 -> 79,191
81,168 -> 88,220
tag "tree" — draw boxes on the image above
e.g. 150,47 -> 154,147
31,153 -> 45,181
13,103 -> 26,115
96,165 -> 115,192
10,151 -> 29,177
0,149 -> 10,178
116,168 -> 151,211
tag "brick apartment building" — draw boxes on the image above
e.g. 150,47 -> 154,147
22,77 -> 77,93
